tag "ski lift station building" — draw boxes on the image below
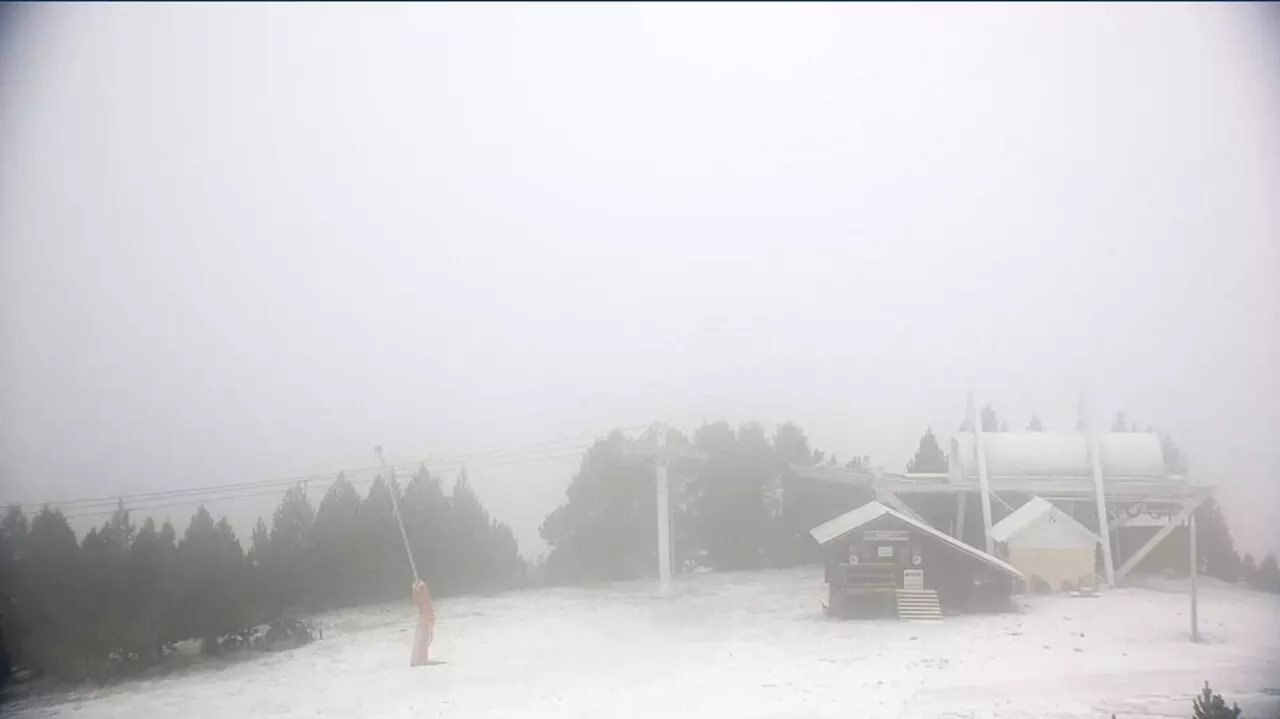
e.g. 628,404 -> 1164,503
796,424 -> 1213,591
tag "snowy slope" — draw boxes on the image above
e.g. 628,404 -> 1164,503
8,568 -> 1279,719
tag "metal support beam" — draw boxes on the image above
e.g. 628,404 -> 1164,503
655,426 -> 671,594
875,486 -> 925,523
794,464 -> 1215,501
1088,432 -> 1116,586
990,492 -> 1014,513
1189,512 -> 1199,643
975,426 -> 996,555
1114,496 -> 1206,583
1110,510 -> 1169,531
954,491 -> 967,540
375,446 -> 420,584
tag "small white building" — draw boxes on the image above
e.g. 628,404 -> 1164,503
990,497 -> 1099,592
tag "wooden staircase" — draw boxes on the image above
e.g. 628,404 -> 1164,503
895,589 -> 942,622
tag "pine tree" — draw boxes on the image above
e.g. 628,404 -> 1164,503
79,503 -> 135,671
451,470 -> 496,590
1112,411 -> 1131,432
981,404 -> 1002,432
154,520 -> 180,648
482,519 -> 524,590
744,422 -> 788,567
451,470 -> 489,541
0,506 -> 28,548
1194,499 -> 1239,582
1241,553 -> 1258,586
359,475 -> 409,602
243,516 -> 272,622
159,519 -> 177,546
773,422 -> 814,466
125,517 -> 166,665
402,466 -> 455,592
688,422 -> 776,571
79,527 -> 108,663
774,423 -> 835,566
1192,682 -> 1242,719
23,507 -> 85,679
271,485 -> 315,554
311,475 -> 363,606
0,506 -> 29,683
1160,433 -> 1186,473
103,501 -> 136,550
104,503 -> 135,660
907,427 -> 948,473
215,517 -> 250,632
541,432 -> 658,583
266,484 -> 315,613
249,517 -> 269,565
1027,415 -> 1045,432
176,506 -> 246,654
1258,554 -> 1280,594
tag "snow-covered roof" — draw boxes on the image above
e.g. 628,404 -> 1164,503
809,501 -> 1024,579
950,432 -> 1167,480
989,497 -> 1098,547
989,497 -> 1054,543
809,501 -> 887,544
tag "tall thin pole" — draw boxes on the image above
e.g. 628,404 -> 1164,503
1088,431 -> 1116,587
655,425 -> 671,593
953,491 -> 967,541
376,446 -> 421,583
1080,390 -> 1115,587
974,418 -> 996,554
1189,513 -> 1199,643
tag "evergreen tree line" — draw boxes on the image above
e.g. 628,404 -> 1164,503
1233,552 -> 1280,594
0,466 -> 522,684
538,422 -> 866,583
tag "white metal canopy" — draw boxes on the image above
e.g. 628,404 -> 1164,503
950,432 -> 1168,481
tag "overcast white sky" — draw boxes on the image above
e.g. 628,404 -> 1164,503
1,4 -> 1277,558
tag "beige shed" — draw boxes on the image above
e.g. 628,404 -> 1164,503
991,497 -> 1099,592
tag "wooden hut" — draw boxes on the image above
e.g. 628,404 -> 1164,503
990,496 -> 1099,593
810,501 -> 1024,620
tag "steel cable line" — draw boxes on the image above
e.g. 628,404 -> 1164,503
43,440 -> 600,516
54,446 -> 597,521
15,425 -> 647,518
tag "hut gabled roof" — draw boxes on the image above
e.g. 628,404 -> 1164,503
990,497 -> 1099,546
810,501 -> 1024,579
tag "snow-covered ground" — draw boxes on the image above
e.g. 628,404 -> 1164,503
9,567 -> 1280,718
